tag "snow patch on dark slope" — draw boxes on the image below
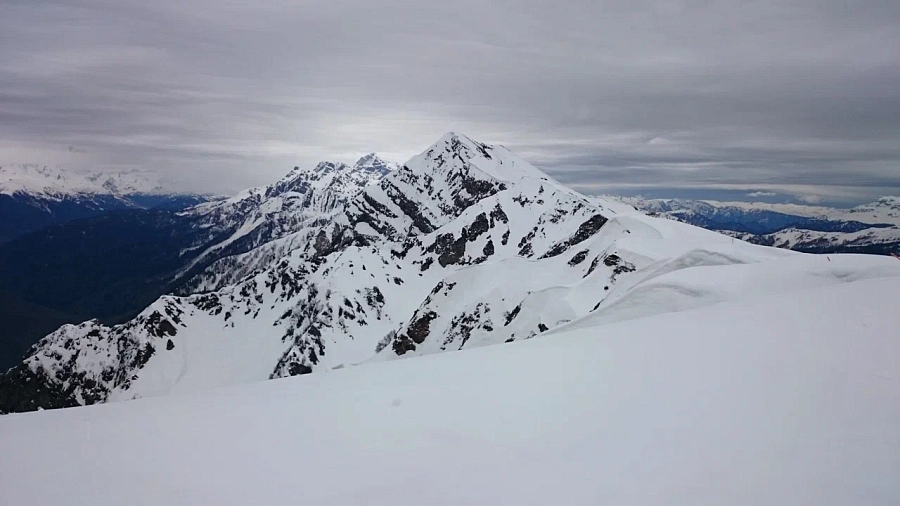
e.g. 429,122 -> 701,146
5,133 -> 898,414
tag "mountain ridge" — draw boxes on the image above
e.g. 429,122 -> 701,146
0,163 -> 194,199
4,134 -> 898,415
2,133 -> 628,411
0,155 -> 395,376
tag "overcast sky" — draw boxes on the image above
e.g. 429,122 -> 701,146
2,0 -> 898,204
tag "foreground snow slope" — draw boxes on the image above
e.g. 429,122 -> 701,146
1,274 -> 898,505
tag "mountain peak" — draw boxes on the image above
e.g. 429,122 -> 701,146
435,131 -> 481,146
280,155 -> 395,185
353,153 -> 395,174
434,131 -> 491,157
86,169 -> 168,195
405,132 -> 553,185
266,157 -> 390,200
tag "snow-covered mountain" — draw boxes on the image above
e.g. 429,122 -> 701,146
3,134 -> 899,415
617,196 -> 900,255
0,164 -> 211,242
0,155 -> 395,374
174,154 -> 395,293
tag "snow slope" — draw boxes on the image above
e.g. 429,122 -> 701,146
0,274 -> 897,505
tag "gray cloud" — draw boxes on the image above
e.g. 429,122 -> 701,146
1,0 -> 898,200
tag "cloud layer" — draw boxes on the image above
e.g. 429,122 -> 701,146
2,0 -> 898,200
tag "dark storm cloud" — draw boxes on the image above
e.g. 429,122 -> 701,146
1,0 -> 898,199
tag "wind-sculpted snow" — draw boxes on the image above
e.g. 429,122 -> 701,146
551,252 -> 900,334
6,133 -> 897,414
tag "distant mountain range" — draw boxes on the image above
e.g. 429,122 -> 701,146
0,164 -> 212,243
614,196 -> 900,256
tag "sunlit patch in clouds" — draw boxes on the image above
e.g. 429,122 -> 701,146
0,0 -> 898,200
797,194 -> 824,204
